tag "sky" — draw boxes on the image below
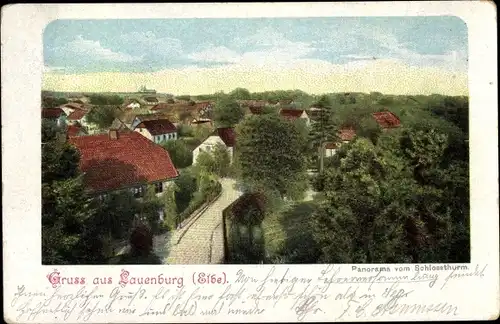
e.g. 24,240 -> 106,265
42,17 -> 468,95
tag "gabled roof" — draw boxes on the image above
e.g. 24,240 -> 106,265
249,106 -> 264,115
279,109 -> 307,121
67,109 -> 88,121
150,103 -> 171,111
194,101 -> 214,110
324,142 -> 338,149
339,128 -> 356,141
123,98 -> 141,107
143,96 -> 159,103
134,113 -> 169,122
216,127 -> 236,147
68,131 -> 178,193
136,119 -> 177,135
42,108 -> 65,119
371,111 -> 401,129
60,102 -> 90,111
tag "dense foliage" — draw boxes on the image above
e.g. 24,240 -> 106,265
89,94 -> 124,105
42,96 -> 68,108
311,97 -> 470,263
195,143 -> 232,178
213,95 -> 246,127
235,113 -> 308,200
85,105 -> 120,130
161,140 -> 193,169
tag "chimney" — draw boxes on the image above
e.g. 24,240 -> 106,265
109,129 -> 119,140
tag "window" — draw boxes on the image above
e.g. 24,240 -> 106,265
163,134 -> 166,141
133,186 -> 144,198
154,182 -> 163,194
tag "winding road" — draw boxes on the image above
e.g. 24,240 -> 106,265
153,178 -> 243,264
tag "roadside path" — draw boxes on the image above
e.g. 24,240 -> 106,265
154,178 -> 242,264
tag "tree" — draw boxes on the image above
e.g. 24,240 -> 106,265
42,96 -> 68,108
85,105 -> 119,130
175,95 -> 191,101
212,143 -> 232,177
213,95 -> 245,127
41,120 -> 96,264
177,124 -> 195,138
161,140 -> 193,169
229,87 -> 251,100
308,95 -> 339,172
89,94 -> 124,105
195,146 -> 232,180
174,170 -> 198,213
160,182 -> 179,230
235,114 -> 308,200
313,128 -> 470,263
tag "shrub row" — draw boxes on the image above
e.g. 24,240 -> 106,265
177,181 -> 222,225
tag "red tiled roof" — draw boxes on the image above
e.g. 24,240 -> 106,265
217,127 -> 236,147
136,119 -> 177,135
249,106 -> 264,115
338,128 -> 356,141
69,132 -> 178,193
372,111 -> 401,129
280,109 -> 306,121
42,108 -> 65,119
324,142 -> 338,149
150,103 -> 171,111
67,109 -> 88,120
195,101 -> 213,110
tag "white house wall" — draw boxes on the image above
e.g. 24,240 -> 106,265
135,128 -> 178,144
192,135 -> 233,164
135,128 -> 154,141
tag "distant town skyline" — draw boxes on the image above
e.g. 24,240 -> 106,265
43,17 -> 468,95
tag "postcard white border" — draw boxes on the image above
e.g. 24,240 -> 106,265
2,2 -> 499,322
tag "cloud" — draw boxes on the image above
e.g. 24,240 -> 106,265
188,27 -> 316,68
118,31 -> 183,58
60,35 -> 143,63
187,46 -> 241,63
43,58 -> 468,96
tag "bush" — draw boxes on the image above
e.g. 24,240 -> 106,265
177,181 -> 222,224
177,124 -> 195,137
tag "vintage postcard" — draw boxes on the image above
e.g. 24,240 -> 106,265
2,2 -> 499,322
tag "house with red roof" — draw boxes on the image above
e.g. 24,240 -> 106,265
58,102 -> 91,116
42,108 -> 67,127
324,128 -> 357,157
134,118 -> 178,144
193,127 -> 236,164
69,131 -> 179,221
279,108 -> 310,126
371,111 -> 401,130
122,98 -> 142,110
